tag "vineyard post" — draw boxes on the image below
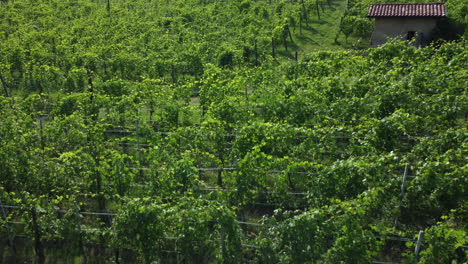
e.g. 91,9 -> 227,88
149,108 -> 154,122
217,167 -> 223,187
0,71 -> 10,97
73,201 -> 87,264
135,120 -> 143,178
394,164 -> 409,228
300,0 -> 308,23
254,40 -> 258,66
272,38 -> 276,58
334,16 -> 343,43
106,210 -> 119,264
107,0 -> 111,14
39,117 -> 44,152
245,82 -> 249,99
0,196 -> 16,254
316,0 -> 321,20
282,25 -> 288,51
299,16 -> 303,35
87,68 -> 94,103
220,227 -> 227,261
287,171 -> 295,190
414,230 -> 424,263
114,247 -> 120,264
30,207 -> 45,264
171,64 -> 177,83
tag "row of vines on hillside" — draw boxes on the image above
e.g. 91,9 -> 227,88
0,0 -> 341,96
1,40 -> 467,262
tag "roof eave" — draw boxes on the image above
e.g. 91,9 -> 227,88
367,15 -> 447,18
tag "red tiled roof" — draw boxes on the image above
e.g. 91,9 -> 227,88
367,3 -> 447,18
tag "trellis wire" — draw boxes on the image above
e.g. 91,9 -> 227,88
2,203 -> 467,264
0,204 -> 264,226
3,217 -> 465,248
0,213 -> 418,241
103,127 -> 433,142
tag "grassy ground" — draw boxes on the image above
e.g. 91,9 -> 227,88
297,0 -> 349,51
292,0 -> 348,54
278,0 -> 370,58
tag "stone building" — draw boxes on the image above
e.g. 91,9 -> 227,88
368,3 -> 447,47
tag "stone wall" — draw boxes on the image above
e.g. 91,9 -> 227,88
370,17 -> 438,47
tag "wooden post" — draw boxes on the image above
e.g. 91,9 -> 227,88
254,40 -> 258,66
149,109 -> 154,123
301,0 -> 308,23
220,227 -> 227,262
299,16 -> 302,35
287,25 -> 293,42
283,36 -> 288,51
316,0 -> 321,20
171,64 -> 177,83
287,171 -> 295,190
73,201 -> 87,264
114,248 -> 120,264
135,120 -> 140,156
87,68 -> 94,103
30,207 -> 45,264
271,36 -> 275,57
107,0 -> 111,14
135,120 -> 143,179
94,156 -> 107,226
0,72 -> 9,97
217,167 -> 223,187
39,117 -> 45,152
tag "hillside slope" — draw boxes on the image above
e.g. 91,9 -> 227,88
0,0 -> 352,95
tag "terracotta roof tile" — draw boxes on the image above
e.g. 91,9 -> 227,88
367,3 -> 447,18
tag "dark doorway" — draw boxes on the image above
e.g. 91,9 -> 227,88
407,31 -> 416,40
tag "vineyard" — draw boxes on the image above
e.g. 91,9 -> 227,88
1,0 -> 468,263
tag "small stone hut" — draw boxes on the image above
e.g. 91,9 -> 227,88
368,3 -> 447,47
